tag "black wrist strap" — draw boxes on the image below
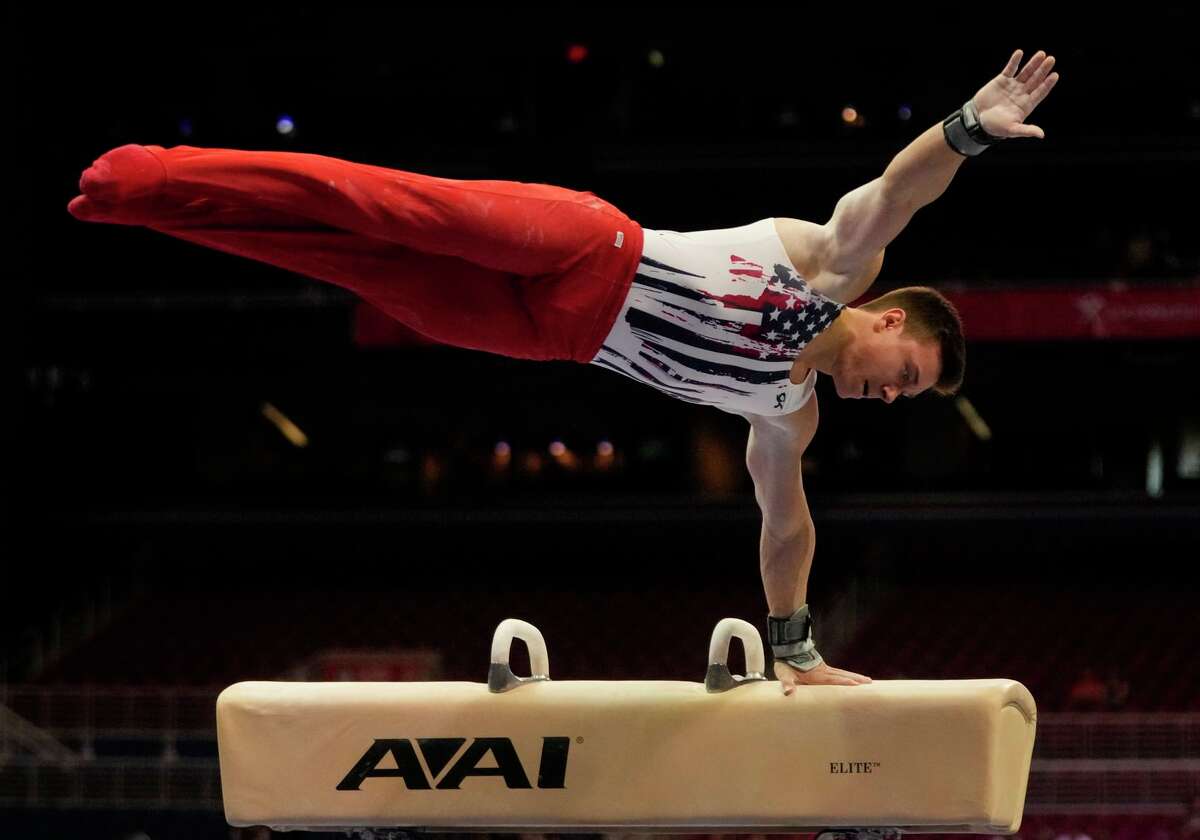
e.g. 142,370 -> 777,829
767,605 -> 823,671
768,604 -> 813,655
942,99 -> 1003,157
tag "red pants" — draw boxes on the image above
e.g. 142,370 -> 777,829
68,145 -> 644,362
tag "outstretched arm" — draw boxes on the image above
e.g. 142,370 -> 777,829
820,49 -> 1061,300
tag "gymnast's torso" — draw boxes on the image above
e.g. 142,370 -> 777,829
589,218 -> 846,417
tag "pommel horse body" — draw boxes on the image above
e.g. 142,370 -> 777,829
217,618 -> 1036,837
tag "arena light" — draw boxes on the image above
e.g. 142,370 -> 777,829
261,402 -> 308,448
566,44 -> 588,64
276,115 -> 296,136
647,49 -> 665,68
953,396 -> 992,442
492,441 -> 512,471
1147,439 -> 1164,498
593,440 -> 615,471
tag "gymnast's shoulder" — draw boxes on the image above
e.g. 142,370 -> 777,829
773,216 -> 885,304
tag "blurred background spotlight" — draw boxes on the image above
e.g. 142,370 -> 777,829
647,49 -> 665,68
492,440 -> 512,470
178,117 -> 194,137
566,43 -> 588,64
594,439 -> 615,471
261,402 -> 308,448
1147,439 -> 1165,498
548,439 -> 579,470
275,115 -> 296,136
954,396 -> 993,442
897,104 -> 913,121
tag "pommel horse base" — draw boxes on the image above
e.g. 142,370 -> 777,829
217,618 -> 1037,837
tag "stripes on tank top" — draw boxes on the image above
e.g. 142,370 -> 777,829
588,219 -> 845,417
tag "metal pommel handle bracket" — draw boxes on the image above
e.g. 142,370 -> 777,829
488,618 -> 552,693
705,617 -> 768,693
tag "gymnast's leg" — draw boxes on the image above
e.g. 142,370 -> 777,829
68,180 -> 546,356
67,143 -> 629,277
68,144 -> 643,360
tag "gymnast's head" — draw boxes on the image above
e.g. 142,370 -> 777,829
828,286 -> 965,402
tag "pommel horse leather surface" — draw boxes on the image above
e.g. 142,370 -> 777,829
217,678 -> 1037,834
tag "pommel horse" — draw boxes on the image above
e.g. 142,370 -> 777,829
217,617 -> 1036,837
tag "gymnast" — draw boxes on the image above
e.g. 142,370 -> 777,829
69,48 -> 1059,694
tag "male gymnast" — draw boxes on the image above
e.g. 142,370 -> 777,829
68,49 -> 1059,693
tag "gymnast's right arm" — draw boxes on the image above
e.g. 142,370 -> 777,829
743,398 -> 872,691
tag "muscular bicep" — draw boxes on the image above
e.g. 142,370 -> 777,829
822,176 -> 915,289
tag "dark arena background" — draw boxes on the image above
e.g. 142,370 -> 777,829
8,8 -> 1200,840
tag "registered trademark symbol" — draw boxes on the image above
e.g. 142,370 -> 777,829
576,737 -> 584,744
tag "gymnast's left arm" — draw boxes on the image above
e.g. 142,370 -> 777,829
819,48 -> 1061,302
745,403 -> 872,692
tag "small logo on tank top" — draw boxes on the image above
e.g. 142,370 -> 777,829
613,231 -> 625,248
775,392 -> 787,410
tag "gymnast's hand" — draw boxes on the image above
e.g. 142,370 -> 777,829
971,49 -> 1061,140
774,660 -> 872,694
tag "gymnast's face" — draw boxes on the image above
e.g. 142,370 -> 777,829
832,308 -> 940,403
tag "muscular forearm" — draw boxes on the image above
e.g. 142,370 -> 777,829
881,121 -> 966,209
760,519 -> 815,618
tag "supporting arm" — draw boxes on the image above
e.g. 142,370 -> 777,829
742,400 -> 872,690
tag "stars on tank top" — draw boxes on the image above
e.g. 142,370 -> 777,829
710,255 -> 844,360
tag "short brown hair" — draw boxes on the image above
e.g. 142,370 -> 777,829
858,286 -> 965,396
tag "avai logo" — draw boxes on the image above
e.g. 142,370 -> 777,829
337,737 -> 571,791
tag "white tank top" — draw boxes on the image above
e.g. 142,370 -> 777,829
590,218 -> 845,417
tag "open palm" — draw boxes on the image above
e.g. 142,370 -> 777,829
774,660 -> 871,694
973,49 -> 1061,140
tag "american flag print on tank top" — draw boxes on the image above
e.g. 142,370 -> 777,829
589,219 -> 845,417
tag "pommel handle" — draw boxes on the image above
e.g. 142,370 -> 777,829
488,618 -> 551,693
705,617 -> 768,693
